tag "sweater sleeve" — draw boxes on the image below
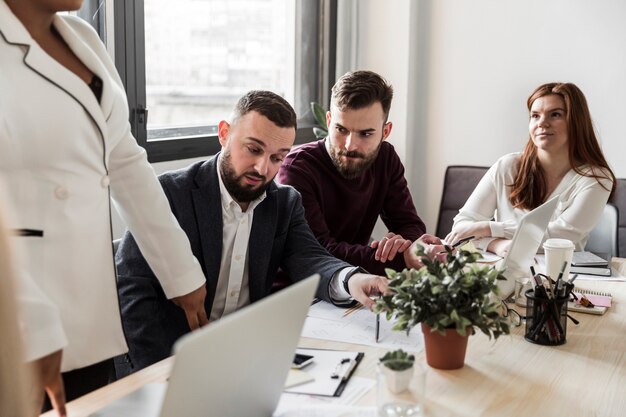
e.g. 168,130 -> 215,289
379,148 -> 426,240
279,156 -> 410,276
277,190 -> 354,303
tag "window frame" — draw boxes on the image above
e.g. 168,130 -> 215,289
112,0 -> 337,163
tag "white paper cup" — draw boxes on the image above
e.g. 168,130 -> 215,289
543,238 -> 575,280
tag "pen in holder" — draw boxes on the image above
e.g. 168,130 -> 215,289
524,288 -> 568,345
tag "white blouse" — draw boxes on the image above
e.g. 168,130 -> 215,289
452,153 -> 613,251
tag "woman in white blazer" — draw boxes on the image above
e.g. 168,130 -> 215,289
0,201 -> 34,417
0,0 -> 210,413
446,82 -> 616,256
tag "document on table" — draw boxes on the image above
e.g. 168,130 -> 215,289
276,377 -> 375,416
274,404 -> 376,417
301,300 -> 424,352
476,251 -> 503,263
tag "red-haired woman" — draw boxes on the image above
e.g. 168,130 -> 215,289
446,82 -> 615,256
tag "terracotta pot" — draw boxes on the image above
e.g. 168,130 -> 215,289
421,323 -> 470,370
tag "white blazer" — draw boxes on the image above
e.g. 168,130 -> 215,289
0,3 -> 205,372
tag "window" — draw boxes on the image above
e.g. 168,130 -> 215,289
111,0 -> 336,162
145,0 -> 293,131
76,1 -> 107,41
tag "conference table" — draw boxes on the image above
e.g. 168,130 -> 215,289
41,259 -> 626,417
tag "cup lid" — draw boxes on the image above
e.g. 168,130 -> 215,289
542,238 -> 575,250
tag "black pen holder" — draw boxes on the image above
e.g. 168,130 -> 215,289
524,289 -> 568,346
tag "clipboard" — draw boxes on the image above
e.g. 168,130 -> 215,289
284,348 -> 364,397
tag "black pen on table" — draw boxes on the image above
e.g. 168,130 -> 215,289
452,235 -> 476,249
567,273 -> 579,285
375,295 -> 381,343
439,235 -> 475,254
555,260 -> 568,297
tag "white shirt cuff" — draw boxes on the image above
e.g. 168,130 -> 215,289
475,237 -> 498,252
160,266 -> 206,300
329,267 -> 358,302
490,221 -> 505,238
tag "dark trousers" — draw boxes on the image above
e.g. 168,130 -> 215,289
42,358 -> 115,412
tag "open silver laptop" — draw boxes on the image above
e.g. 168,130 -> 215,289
495,195 -> 559,298
92,274 -> 320,417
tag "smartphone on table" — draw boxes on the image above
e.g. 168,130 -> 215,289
292,353 -> 314,369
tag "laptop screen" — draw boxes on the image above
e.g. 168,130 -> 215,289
92,275 -> 321,417
497,195 -> 559,298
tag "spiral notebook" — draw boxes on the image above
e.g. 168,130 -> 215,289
567,287 -> 612,315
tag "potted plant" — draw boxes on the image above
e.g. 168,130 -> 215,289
375,246 -> 510,370
379,349 -> 416,394
310,101 -> 328,139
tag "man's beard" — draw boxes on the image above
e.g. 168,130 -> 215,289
328,142 -> 381,180
219,149 -> 272,203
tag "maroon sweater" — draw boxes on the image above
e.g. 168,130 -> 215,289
277,139 -> 426,275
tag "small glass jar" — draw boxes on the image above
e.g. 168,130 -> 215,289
377,361 -> 426,417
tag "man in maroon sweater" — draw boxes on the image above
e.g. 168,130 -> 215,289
278,70 -> 438,276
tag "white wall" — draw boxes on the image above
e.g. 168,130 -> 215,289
349,0 -> 626,235
116,1 -> 626,240
342,0 -> 422,239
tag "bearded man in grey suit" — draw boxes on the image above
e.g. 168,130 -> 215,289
114,91 -> 422,378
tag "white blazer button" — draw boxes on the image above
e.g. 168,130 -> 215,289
101,175 -> 110,188
54,186 -> 69,200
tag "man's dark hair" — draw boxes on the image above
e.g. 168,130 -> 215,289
331,70 -> 394,119
232,90 -> 297,129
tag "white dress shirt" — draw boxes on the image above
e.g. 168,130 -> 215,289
212,158 -> 265,321
212,156 -> 353,321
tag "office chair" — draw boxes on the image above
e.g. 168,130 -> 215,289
585,203 -> 619,259
435,165 -> 488,238
610,178 -> 626,259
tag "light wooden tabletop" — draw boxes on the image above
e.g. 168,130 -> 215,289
41,258 -> 626,417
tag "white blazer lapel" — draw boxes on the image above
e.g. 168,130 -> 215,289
0,5 -> 108,142
52,15 -> 114,129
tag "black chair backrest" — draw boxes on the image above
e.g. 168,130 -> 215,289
609,178 -> 626,258
435,165 -> 489,238
585,203 -> 619,259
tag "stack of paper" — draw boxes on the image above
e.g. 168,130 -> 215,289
570,251 -> 611,276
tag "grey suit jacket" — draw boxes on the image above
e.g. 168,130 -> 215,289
115,155 -> 352,377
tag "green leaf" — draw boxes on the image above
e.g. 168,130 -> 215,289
311,102 -> 328,128
376,248 -> 510,342
450,309 -> 460,322
313,127 -> 328,139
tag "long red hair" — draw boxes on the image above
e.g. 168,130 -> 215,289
509,82 -> 615,209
